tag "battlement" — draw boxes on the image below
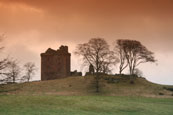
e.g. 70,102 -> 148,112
59,45 -> 68,52
41,45 -> 70,56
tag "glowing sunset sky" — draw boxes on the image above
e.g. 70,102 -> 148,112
0,0 -> 173,84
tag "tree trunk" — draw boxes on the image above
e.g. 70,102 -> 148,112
95,54 -> 99,93
119,69 -> 122,74
96,73 -> 99,93
13,76 -> 15,83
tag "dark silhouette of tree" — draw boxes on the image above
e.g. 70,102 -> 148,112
0,34 -> 9,82
114,40 -> 127,74
6,60 -> 21,83
22,62 -> 37,82
118,39 -> 156,75
0,58 -> 9,82
100,51 -> 118,74
75,38 -> 116,92
89,64 -> 94,74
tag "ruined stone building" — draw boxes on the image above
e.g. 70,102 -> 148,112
41,46 -> 71,80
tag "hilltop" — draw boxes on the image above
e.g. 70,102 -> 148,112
0,76 -> 173,97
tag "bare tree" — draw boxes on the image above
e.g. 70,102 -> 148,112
0,58 -> 9,82
114,40 -> 127,74
22,62 -> 36,82
0,34 -> 9,82
0,59 -> 8,74
75,38 -> 116,92
6,60 -> 21,83
100,51 -> 118,74
118,39 -> 156,75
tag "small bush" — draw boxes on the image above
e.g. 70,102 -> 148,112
159,92 -> 164,95
163,87 -> 173,92
107,79 -> 119,84
130,80 -> 135,84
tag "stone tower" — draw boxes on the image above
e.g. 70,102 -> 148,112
41,45 -> 71,80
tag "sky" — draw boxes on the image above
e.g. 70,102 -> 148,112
0,0 -> 173,85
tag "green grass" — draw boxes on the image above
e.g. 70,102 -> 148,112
0,95 -> 173,115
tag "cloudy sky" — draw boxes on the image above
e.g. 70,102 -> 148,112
0,0 -> 173,84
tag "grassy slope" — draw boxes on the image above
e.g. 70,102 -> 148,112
0,76 -> 173,97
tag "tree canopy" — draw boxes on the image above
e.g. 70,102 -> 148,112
115,39 -> 156,75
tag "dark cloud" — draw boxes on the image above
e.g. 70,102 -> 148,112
0,0 -> 173,51
1,0 -> 173,43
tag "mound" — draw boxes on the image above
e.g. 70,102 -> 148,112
0,76 -> 173,97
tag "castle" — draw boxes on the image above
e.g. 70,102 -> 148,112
41,45 -> 71,80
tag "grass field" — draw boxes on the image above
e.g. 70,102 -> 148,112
0,95 -> 173,115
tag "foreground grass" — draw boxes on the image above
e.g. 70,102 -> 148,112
0,95 -> 173,115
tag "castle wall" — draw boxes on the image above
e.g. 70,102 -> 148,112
41,46 -> 71,80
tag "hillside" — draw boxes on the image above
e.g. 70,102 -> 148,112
0,76 -> 173,97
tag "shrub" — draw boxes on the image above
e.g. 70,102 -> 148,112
159,92 -> 164,95
163,87 -> 173,92
130,80 -> 135,84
